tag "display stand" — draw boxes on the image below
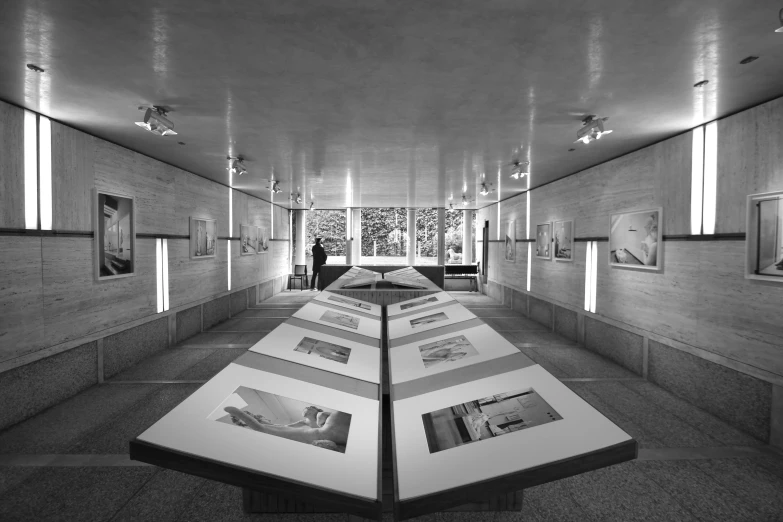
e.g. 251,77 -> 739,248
325,267 -> 442,306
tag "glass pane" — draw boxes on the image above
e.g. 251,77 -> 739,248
360,208 -> 408,265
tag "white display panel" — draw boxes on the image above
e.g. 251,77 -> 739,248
388,302 -> 476,340
387,291 -> 456,318
250,323 -> 380,383
390,324 -> 519,384
314,291 -> 382,317
393,365 -> 631,500
138,363 -> 379,500
293,302 -> 381,339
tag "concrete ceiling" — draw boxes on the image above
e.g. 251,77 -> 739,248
2,0 -> 783,210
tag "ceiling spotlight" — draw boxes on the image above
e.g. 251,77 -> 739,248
270,181 -> 282,194
575,115 -> 612,145
294,193 -> 302,205
693,80 -> 709,88
449,202 -> 454,210
135,106 -> 177,136
310,201 -> 314,211
226,156 -> 247,176
26,63 -> 45,73
776,8 -> 783,32
480,183 -> 489,196
462,195 -> 468,206
509,159 -> 529,179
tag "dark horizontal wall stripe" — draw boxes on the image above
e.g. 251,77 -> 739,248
662,233 -> 746,241
574,237 -> 609,242
0,228 -> 93,237
269,238 -> 290,242
136,233 -> 190,240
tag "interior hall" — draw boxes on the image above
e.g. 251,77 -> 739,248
0,1 -> 782,521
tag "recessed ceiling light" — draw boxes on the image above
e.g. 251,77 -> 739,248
575,115 -> 612,145
26,64 -> 44,73
693,80 -> 709,88
739,56 -> 759,65
135,106 -> 177,136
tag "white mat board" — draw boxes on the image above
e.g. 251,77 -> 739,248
293,302 -> 381,339
390,324 -> 519,384
393,365 -> 631,500
387,292 -> 456,318
138,363 -> 379,500
387,303 -> 476,340
250,323 -> 380,383
314,291 -> 382,317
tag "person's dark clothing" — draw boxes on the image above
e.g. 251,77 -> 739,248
311,243 -> 328,289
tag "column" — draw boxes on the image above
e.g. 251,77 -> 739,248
436,207 -> 445,265
407,209 -> 416,266
351,208 -> 362,264
294,209 -> 306,267
462,209 -> 473,265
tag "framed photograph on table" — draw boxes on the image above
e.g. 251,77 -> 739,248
535,222 -> 552,260
609,208 -> 662,271
95,190 -> 135,281
190,217 -> 217,260
745,191 -> 783,282
505,220 -> 516,262
553,219 -> 574,262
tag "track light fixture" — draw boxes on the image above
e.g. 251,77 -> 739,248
510,160 -> 529,179
575,115 -> 612,145
776,8 -> 783,32
449,202 -> 454,210
135,106 -> 177,136
462,195 -> 468,206
310,201 -> 314,211
293,193 -> 302,205
226,156 -> 247,176
269,181 -> 282,194
480,183 -> 489,196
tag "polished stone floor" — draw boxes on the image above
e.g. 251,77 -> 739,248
1,290 -> 782,521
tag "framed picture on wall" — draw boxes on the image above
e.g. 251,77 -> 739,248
95,190 -> 135,281
609,208 -> 662,271
553,220 -> 574,262
240,224 -> 258,255
745,190 -> 783,282
504,220 -> 515,262
258,226 -> 270,253
535,222 -> 552,260
190,217 -> 217,260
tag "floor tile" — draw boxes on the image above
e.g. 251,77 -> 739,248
109,348 -> 215,381
524,346 -> 637,378
693,458 -> 783,518
180,331 -> 267,346
111,469 -> 206,522
233,308 -> 297,318
175,349 -> 248,380
209,317 -> 284,332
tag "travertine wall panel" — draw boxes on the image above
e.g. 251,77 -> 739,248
52,123 -> 95,231
0,102 -> 24,229
168,238 -> 228,309
0,237 -> 45,360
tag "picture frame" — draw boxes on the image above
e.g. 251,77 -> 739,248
745,190 -> 783,282
609,207 -> 663,271
553,219 -> 574,262
535,222 -> 552,260
258,225 -> 270,253
95,190 -> 135,281
190,217 -> 217,260
240,224 -> 258,255
505,220 -> 516,262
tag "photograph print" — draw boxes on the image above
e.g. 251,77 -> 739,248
328,294 -> 372,311
400,296 -> 439,311
258,226 -> 270,253
320,310 -> 360,330
535,222 -> 552,259
418,335 -> 479,368
421,388 -> 562,454
294,337 -> 352,364
190,217 -> 217,259
241,224 -> 258,255
212,386 -> 352,453
95,190 -> 135,280
746,191 -> 783,281
609,208 -> 662,270
553,220 -> 574,262
505,220 -> 516,262
410,312 -> 448,329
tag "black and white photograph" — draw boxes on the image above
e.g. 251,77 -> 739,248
213,386 -> 352,453
536,222 -> 552,260
320,310 -> 360,330
609,208 -> 662,270
505,220 -> 516,262
190,217 -> 217,259
341,276 -> 377,288
553,220 -> 573,262
410,312 -> 448,329
294,337 -> 352,364
421,388 -> 562,454
418,335 -> 479,368
400,296 -> 439,311
241,224 -> 258,255
258,225 -> 269,253
746,191 -> 783,281
327,294 -> 372,310
95,191 -> 135,280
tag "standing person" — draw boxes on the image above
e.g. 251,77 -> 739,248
311,237 -> 327,290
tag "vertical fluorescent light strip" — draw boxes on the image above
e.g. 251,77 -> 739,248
162,239 -> 170,311
497,203 -> 501,241
592,242 -> 597,313
690,126 -> 705,234
702,121 -> 718,235
584,241 -> 592,311
39,116 -> 52,230
526,244 -> 532,291
526,190 -> 531,291
270,202 -> 274,239
24,110 -> 38,229
228,185 -> 232,291
156,239 -> 164,313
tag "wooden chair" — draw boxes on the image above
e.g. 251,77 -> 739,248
288,265 -> 308,291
